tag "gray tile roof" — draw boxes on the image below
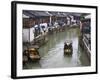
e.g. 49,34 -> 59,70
23,10 -> 35,18
48,12 -> 65,17
23,10 -> 50,17
23,10 -> 90,18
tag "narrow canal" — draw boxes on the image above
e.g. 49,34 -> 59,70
23,28 -> 90,69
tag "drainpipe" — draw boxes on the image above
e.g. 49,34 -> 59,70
50,16 -> 51,26
29,27 -> 30,43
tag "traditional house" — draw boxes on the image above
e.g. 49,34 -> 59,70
79,14 -> 91,60
23,10 -> 50,44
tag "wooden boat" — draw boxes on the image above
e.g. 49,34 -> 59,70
64,42 -> 73,55
28,48 -> 41,61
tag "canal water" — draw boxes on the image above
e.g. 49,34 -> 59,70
23,28 -> 90,69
